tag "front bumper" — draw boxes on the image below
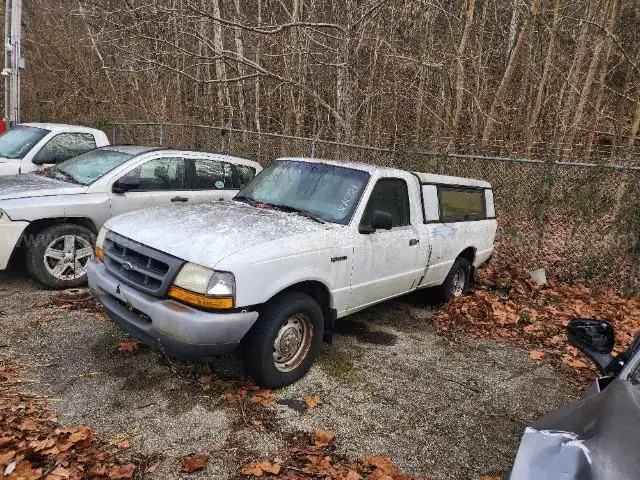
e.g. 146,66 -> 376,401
87,259 -> 259,359
0,220 -> 29,270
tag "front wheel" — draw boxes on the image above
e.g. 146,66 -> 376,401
242,291 -> 324,388
26,224 -> 96,289
437,257 -> 471,303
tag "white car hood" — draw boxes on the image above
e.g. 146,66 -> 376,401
105,201 -> 333,268
0,173 -> 87,200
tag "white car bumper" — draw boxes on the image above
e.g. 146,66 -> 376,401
0,220 -> 28,269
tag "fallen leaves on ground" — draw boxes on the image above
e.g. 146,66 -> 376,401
301,396 -> 322,409
116,339 -> 144,353
180,454 -> 209,473
0,362 -> 139,479
251,390 -> 277,407
240,430 -> 425,479
436,267 -> 640,385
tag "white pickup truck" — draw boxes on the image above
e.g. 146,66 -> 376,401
0,123 -> 109,176
88,158 -> 497,387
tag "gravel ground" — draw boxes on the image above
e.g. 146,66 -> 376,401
0,268 -> 580,479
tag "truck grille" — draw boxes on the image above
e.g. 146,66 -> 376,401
103,231 -> 185,297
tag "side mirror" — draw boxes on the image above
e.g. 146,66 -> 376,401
112,176 -> 139,193
567,318 -> 615,374
33,149 -> 55,165
359,210 -> 393,234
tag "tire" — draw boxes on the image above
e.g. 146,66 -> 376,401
242,291 -> 324,388
26,224 -> 96,289
437,257 -> 471,303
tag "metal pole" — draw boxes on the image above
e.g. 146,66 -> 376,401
3,0 -> 11,123
7,0 -> 21,125
158,122 -> 164,146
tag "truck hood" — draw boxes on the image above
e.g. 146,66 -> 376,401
0,173 -> 87,200
105,201 -> 333,268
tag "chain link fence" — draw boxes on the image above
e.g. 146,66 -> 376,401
108,122 -> 640,292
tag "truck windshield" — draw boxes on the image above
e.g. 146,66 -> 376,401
236,160 -> 369,224
42,149 -> 136,185
0,126 -> 49,159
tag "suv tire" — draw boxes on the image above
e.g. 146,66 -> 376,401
242,291 -> 324,388
26,224 -> 96,289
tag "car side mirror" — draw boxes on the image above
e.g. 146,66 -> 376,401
112,176 -> 139,193
33,149 -> 55,165
567,318 -> 615,374
359,210 -> 393,234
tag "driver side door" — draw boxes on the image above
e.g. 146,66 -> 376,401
347,178 -> 423,311
109,156 -> 192,217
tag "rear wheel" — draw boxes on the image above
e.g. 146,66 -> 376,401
26,224 -> 96,289
242,291 -> 324,388
437,257 -> 471,302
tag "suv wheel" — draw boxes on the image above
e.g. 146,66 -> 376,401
242,291 -> 324,388
438,257 -> 471,302
26,224 -> 96,289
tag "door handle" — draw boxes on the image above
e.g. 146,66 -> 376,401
409,239 -> 419,246
171,196 -> 189,203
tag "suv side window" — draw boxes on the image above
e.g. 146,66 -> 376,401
193,159 -> 234,190
120,157 -> 185,191
360,178 -> 411,228
39,133 -> 97,164
235,165 -> 257,189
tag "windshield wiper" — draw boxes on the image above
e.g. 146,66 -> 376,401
268,203 -> 326,224
234,194 -> 257,206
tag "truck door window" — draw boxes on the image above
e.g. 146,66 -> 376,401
38,133 -> 97,164
193,159 -> 234,190
361,178 -> 410,228
121,157 -> 185,191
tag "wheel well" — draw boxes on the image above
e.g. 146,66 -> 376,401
458,247 -> 476,265
23,217 -> 98,238
276,281 -> 335,343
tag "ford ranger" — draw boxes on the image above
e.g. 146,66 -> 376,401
88,157 -> 497,387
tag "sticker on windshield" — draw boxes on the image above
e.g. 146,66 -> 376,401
337,185 -> 360,213
215,180 -> 225,189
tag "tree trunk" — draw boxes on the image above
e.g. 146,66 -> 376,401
449,0 -> 476,151
525,0 -> 559,153
211,0 -> 231,123
233,0 -> 247,129
482,0 -> 541,147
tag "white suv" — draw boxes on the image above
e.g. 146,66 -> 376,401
0,146 -> 261,288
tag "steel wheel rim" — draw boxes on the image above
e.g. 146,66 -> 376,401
451,269 -> 466,297
273,313 -> 313,373
44,235 -> 94,281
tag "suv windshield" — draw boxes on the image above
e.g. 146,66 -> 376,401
237,160 -> 369,224
40,149 -> 136,185
0,126 -> 49,159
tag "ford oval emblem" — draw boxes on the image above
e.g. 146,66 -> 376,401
121,261 -> 134,272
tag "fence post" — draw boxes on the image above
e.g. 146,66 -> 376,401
158,122 -> 165,146
311,135 -> 319,158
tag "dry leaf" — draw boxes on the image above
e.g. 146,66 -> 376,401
199,375 -> 214,386
301,396 -> 322,409
116,339 -> 143,352
180,454 -> 209,473
529,350 -> 545,360
107,464 -> 136,479
312,429 -> 335,446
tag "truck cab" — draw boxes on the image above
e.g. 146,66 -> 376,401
0,123 -> 109,176
88,157 -> 497,388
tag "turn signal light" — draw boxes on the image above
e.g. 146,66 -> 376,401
168,286 -> 234,310
95,247 -> 104,262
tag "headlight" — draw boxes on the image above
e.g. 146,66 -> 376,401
170,262 -> 235,309
95,227 -> 108,262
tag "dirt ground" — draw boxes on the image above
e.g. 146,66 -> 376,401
0,268 -> 580,479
